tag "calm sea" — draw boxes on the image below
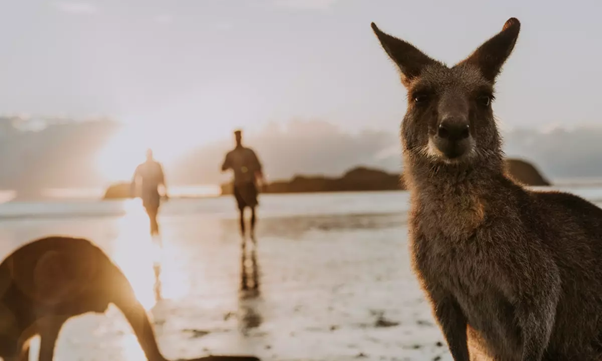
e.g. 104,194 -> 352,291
2,186 -> 602,222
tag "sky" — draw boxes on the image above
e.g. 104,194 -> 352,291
5,119 -> 602,192
2,0 -> 602,139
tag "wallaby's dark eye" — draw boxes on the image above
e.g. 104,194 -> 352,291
413,93 -> 429,104
477,95 -> 492,107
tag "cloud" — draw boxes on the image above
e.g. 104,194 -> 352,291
153,15 -> 173,25
54,2 -> 98,15
169,120 -> 400,184
273,0 -> 340,10
498,126 -> 602,182
7,118 -> 602,190
374,144 -> 401,161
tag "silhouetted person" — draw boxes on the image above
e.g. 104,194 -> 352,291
221,130 -> 264,237
131,149 -> 168,235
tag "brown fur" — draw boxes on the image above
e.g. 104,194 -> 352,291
372,18 -> 602,361
0,236 -> 260,361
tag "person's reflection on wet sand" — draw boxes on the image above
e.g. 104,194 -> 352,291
152,234 -> 163,302
238,236 -> 262,335
240,236 -> 259,291
153,262 -> 162,301
238,297 -> 262,337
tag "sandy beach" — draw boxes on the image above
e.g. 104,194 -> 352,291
0,191 -> 453,361
3,188 -> 601,361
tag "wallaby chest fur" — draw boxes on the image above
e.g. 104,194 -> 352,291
409,166 -> 602,360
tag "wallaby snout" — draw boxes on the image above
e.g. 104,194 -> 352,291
437,119 -> 470,142
433,118 -> 472,159
432,92 -> 472,159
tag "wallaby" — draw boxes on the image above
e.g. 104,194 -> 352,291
0,236 -> 260,361
372,18 -> 602,361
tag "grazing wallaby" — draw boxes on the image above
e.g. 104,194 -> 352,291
372,18 -> 602,361
0,236 -> 260,361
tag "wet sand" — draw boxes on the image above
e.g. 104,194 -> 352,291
0,194 -> 451,361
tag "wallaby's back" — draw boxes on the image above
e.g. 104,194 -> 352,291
0,237 -> 122,319
528,191 -> 602,356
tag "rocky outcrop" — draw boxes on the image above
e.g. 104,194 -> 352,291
221,166 -> 403,195
104,159 -> 549,199
220,158 -> 550,195
505,158 -> 551,186
103,182 -> 134,199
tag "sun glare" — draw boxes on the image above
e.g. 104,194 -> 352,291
111,199 -> 191,310
96,122 -> 203,182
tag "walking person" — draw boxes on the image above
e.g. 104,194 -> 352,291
131,149 -> 168,236
221,130 -> 265,238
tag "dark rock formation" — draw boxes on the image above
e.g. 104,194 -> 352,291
103,182 -> 134,200
505,158 -> 551,186
102,183 -> 168,200
104,159 -> 549,199
221,166 -> 403,195
220,158 -> 550,196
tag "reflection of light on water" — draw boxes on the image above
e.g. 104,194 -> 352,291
41,187 -> 105,199
157,240 -> 191,300
104,199 -> 193,361
43,185 -> 220,200
28,336 -> 40,361
111,199 -> 156,310
111,199 -> 190,311
121,334 -> 146,361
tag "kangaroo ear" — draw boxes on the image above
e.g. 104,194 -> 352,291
371,22 -> 438,86
459,18 -> 521,82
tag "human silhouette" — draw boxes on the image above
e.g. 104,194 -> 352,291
131,149 -> 168,235
221,130 -> 264,237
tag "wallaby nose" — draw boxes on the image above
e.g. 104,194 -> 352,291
438,120 -> 470,141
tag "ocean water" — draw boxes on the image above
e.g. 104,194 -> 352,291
3,185 -> 602,221
1,187 -> 601,361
